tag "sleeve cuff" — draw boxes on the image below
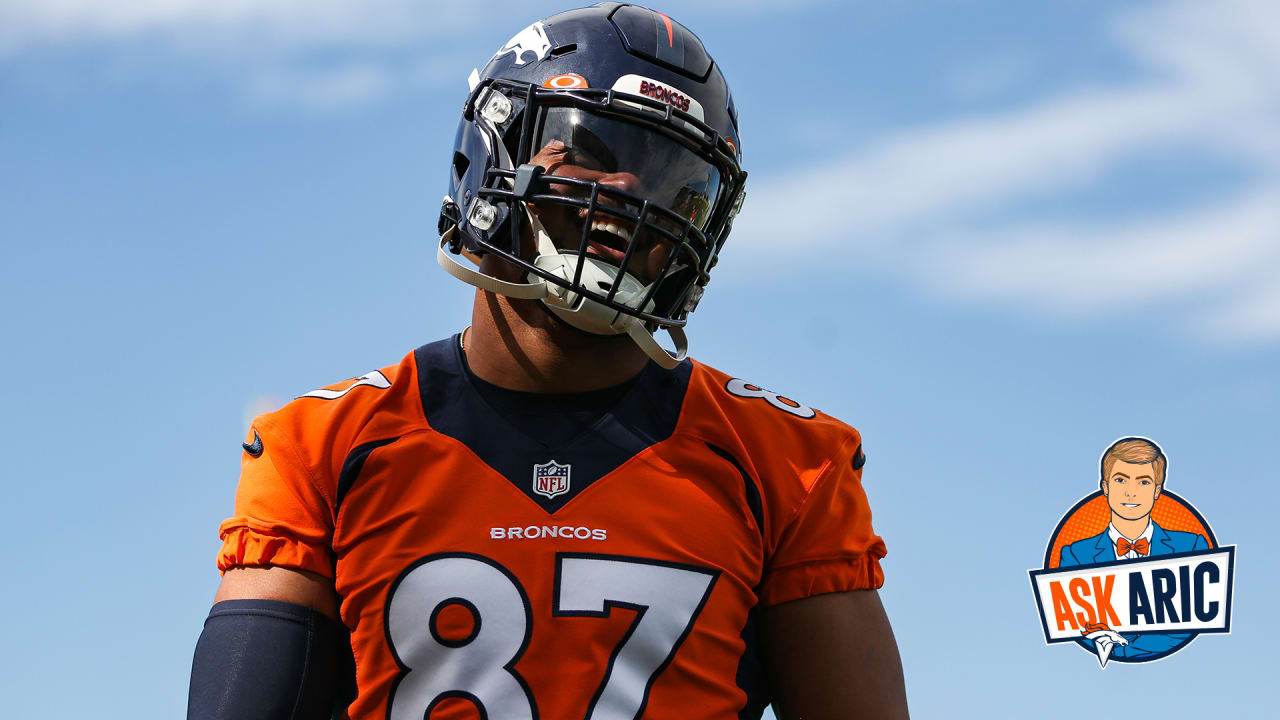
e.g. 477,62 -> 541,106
759,553 -> 885,607
216,524 -> 334,579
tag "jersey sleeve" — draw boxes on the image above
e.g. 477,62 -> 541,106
217,414 -> 336,578
758,436 -> 886,607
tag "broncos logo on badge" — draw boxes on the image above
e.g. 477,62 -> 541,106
492,21 -> 552,66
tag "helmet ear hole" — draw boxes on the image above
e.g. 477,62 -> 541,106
452,152 -> 470,183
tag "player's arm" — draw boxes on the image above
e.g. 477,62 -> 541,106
213,565 -> 341,617
191,411 -> 353,720
763,589 -> 908,720
189,567 -> 351,720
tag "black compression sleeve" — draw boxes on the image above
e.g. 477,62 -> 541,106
187,599 -> 354,720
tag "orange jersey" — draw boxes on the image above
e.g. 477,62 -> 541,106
219,336 -> 886,720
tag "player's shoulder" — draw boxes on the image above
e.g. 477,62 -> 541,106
251,345 -> 425,457
685,358 -> 860,436
681,357 -> 864,471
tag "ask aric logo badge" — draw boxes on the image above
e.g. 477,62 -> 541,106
1028,437 -> 1235,667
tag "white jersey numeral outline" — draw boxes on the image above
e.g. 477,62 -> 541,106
725,377 -> 816,418
299,370 -> 391,400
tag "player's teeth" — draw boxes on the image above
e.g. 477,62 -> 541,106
588,220 -> 630,242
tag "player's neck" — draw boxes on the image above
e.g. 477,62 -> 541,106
1111,514 -> 1150,541
464,288 -> 650,393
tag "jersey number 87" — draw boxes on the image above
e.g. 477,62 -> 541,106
386,552 -> 719,720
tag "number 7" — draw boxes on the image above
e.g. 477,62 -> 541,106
555,554 -> 719,720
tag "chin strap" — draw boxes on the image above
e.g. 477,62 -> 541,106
437,230 -> 547,299
626,323 -> 687,369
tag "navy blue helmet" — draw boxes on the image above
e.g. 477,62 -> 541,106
437,3 -> 747,368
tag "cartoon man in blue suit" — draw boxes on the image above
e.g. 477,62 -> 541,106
1059,437 -> 1209,660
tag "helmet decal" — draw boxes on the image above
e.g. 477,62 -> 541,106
609,5 -> 711,79
656,11 -> 675,47
544,73 -> 589,89
491,21 -> 552,67
612,74 -> 704,121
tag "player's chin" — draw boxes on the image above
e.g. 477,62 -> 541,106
538,304 -> 637,345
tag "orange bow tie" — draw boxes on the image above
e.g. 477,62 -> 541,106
1116,537 -> 1150,556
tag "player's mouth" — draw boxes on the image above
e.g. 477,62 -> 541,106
584,219 -> 631,265
1122,503 -> 1140,508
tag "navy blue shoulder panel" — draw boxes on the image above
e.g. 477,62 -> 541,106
336,436 -> 402,512
415,335 -> 692,513
704,442 -> 765,536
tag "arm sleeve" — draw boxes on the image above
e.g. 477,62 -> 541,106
188,600 -> 354,720
217,417 -> 336,578
758,441 -> 886,607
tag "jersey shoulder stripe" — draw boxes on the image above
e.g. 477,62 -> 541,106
678,360 -> 871,563
243,349 -> 424,509
681,359 -> 863,486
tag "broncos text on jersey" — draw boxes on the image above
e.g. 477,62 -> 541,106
219,336 -> 885,720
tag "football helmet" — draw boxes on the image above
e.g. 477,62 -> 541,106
437,2 -> 747,368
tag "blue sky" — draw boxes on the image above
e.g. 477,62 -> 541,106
1,1 -> 1276,717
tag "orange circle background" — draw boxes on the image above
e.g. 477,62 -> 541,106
543,73 -> 587,89
1045,491 -> 1214,569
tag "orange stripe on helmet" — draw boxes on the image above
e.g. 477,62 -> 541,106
657,12 -> 674,47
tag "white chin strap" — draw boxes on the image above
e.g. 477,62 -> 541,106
437,216 -> 688,369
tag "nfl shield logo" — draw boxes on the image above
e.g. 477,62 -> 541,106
532,460 -> 571,500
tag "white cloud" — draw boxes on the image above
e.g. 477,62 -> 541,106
1198,278 -> 1280,342
243,57 -> 460,109
920,184 -> 1280,313
0,0 -> 478,52
0,0 -> 817,106
0,0 -> 542,106
739,85 -> 1202,245
733,0 -> 1280,342
0,0 -> 792,48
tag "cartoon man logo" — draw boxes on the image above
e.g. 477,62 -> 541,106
1029,437 -> 1234,666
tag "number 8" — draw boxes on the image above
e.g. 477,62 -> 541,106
385,554 -> 536,720
725,378 -> 815,418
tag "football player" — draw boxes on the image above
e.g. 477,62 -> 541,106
188,4 -> 908,719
